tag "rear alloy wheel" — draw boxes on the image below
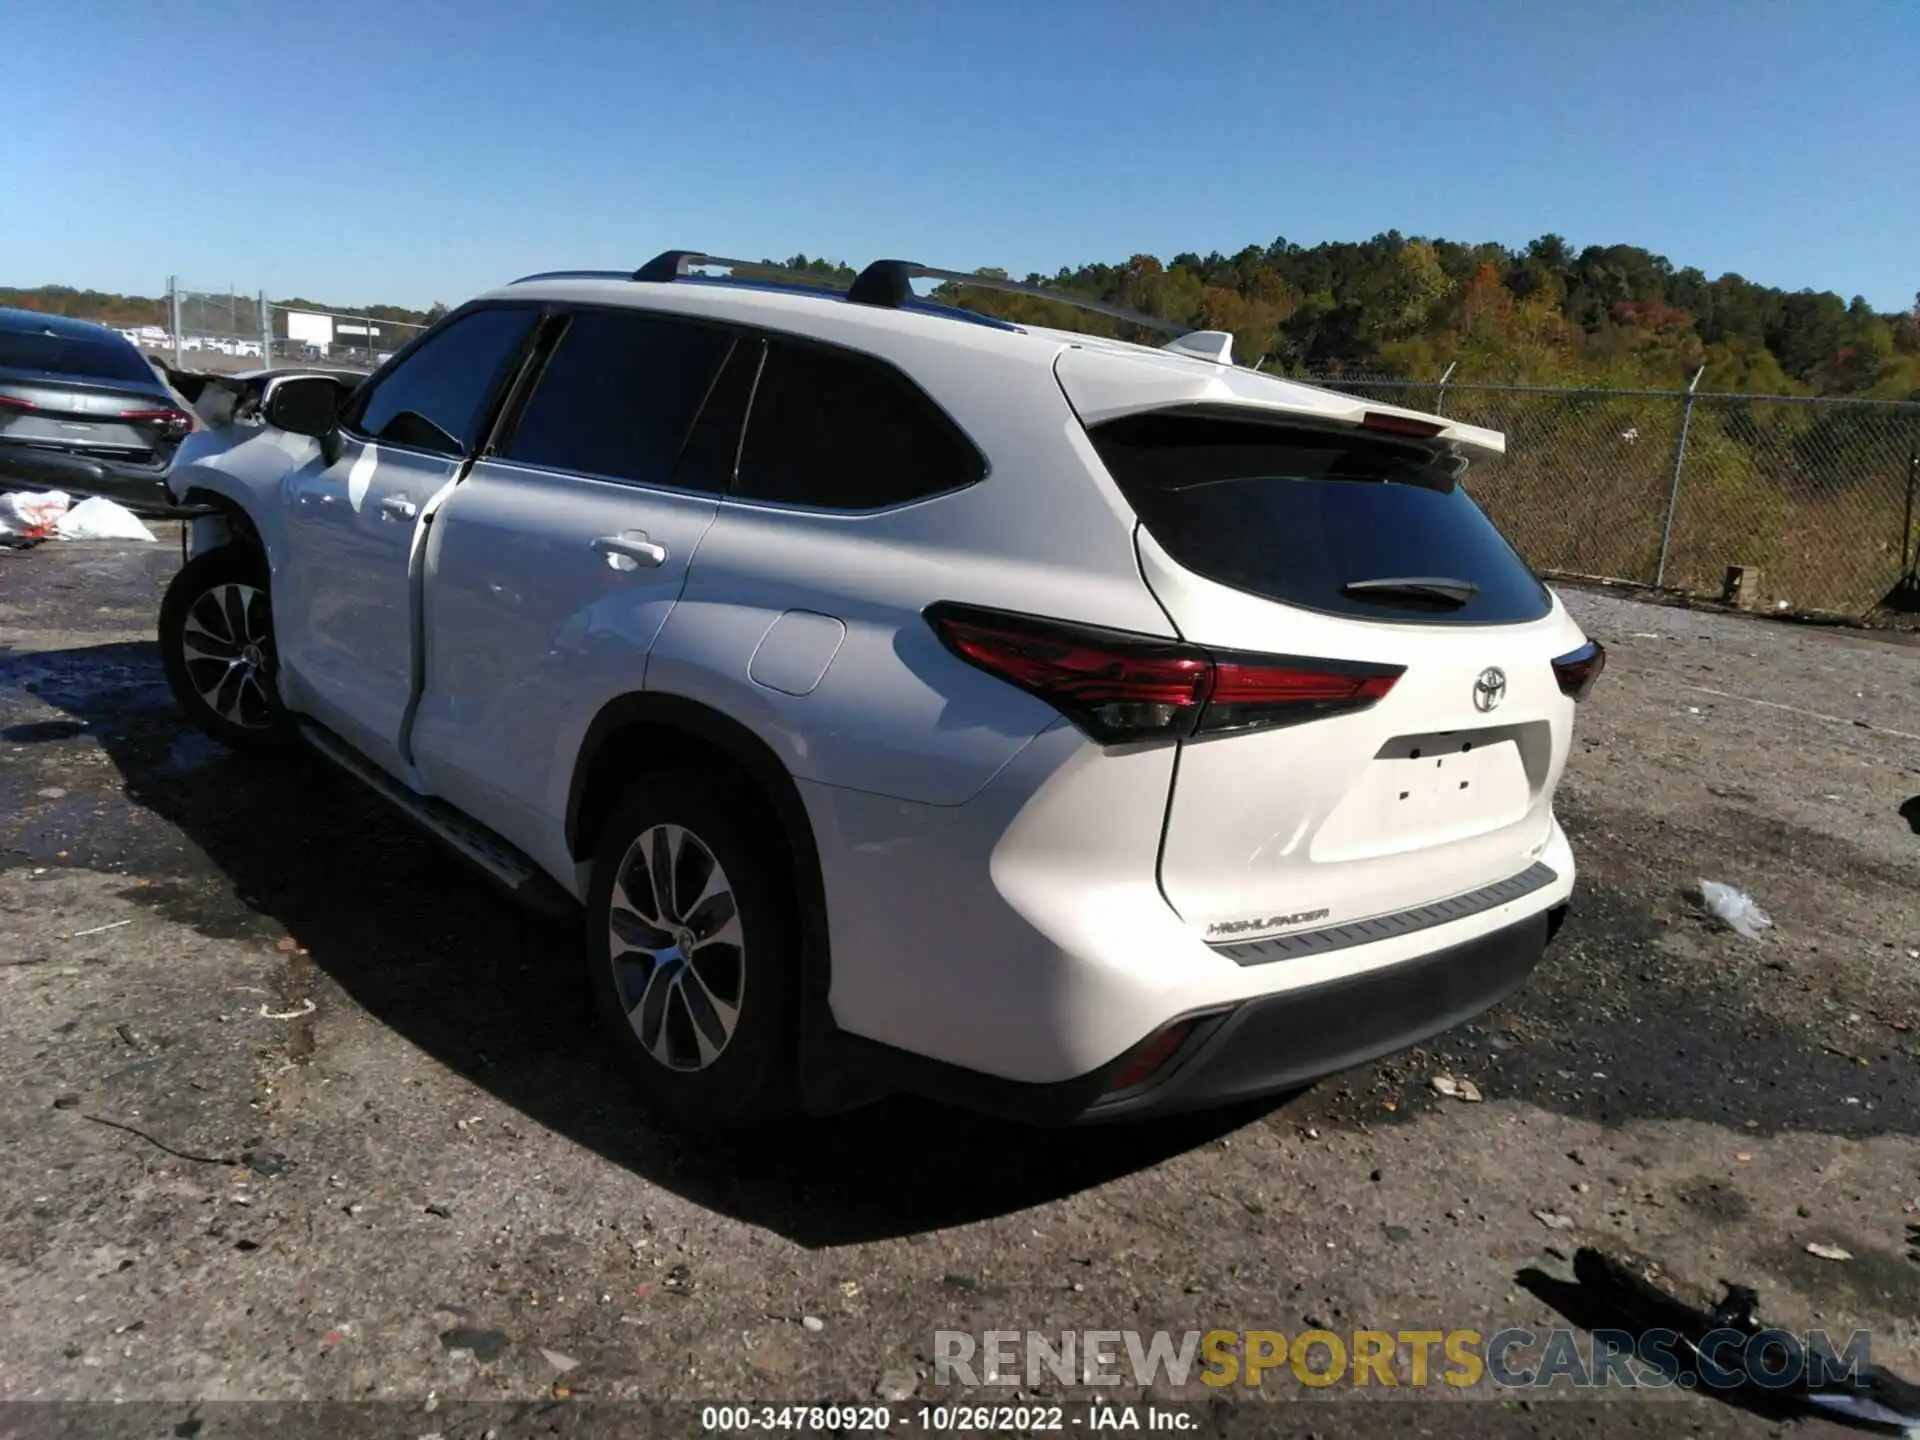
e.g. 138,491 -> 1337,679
609,823 -> 747,1072
586,771 -> 795,1128
159,545 -> 293,750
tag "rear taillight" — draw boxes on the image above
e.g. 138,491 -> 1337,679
925,603 -> 1402,744
121,406 -> 193,439
1204,656 -> 1400,735
1551,639 -> 1606,701
0,395 -> 33,410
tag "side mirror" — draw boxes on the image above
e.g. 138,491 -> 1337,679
263,375 -> 346,438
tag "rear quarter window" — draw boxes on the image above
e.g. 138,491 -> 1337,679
1089,412 -> 1551,626
732,338 -> 984,510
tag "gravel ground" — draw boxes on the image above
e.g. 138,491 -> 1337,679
2,533 -> 1918,1438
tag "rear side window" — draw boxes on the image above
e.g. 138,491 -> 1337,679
503,309 -> 735,489
350,306 -> 536,456
733,339 -> 982,509
1090,413 -> 1550,625
0,326 -> 154,384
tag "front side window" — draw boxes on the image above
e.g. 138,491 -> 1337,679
502,309 -> 735,489
349,306 -> 537,456
733,339 -> 983,509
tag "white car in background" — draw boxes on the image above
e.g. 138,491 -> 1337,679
145,251 -> 1603,1127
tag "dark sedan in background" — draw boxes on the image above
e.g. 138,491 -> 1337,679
0,307 -> 198,515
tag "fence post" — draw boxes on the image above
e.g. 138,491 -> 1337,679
1435,360 -> 1457,417
259,292 -> 272,367
1654,364 -> 1706,589
1903,450 -> 1918,582
168,276 -> 183,369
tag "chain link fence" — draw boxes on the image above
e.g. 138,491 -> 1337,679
1292,373 -> 1920,618
141,281 -> 1920,617
160,279 -> 427,376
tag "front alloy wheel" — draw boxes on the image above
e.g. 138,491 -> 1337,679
179,582 -> 277,731
158,544 -> 292,751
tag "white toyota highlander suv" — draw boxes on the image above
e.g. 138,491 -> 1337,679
149,252 -> 1603,1127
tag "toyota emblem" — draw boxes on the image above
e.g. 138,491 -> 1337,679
1472,666 -> 1508,712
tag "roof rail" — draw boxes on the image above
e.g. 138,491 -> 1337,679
515,251 -> 1197,347
629,250 -> 849,287
847,260 -> 1188,338
509,269 -> 632,284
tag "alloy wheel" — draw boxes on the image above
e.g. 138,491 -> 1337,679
179,583 -> 277,729
608,823 -> 746,1071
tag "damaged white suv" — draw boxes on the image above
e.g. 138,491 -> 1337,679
150,252 -> 1602,1127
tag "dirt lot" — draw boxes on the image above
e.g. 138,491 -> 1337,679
2,532 -> 1918,1438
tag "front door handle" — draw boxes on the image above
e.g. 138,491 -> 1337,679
592,533 -> 668,568
376,495 -> 418,522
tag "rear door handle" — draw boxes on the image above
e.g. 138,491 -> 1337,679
592,533 -> 668,568
376,495 -> 417,522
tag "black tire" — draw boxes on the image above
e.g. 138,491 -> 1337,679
158,544 -> 294,751
586,768 -> 797,1128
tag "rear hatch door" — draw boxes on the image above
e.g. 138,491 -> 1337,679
1060,349 -> 1590,948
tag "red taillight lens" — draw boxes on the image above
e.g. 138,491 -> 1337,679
120,406 -> 194,439
925,604 -> 1403,744
925,607 -> 1210,743
0,394 -> 34,410
1202,656 -> 1402,735
1109,1020 -> 1195,1093
1551,640 -> 1606,701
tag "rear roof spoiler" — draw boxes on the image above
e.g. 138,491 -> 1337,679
1053,347 -> 1506,460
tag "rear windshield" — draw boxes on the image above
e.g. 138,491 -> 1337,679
1089,412 -> 1551,625
0,326 -> 156,384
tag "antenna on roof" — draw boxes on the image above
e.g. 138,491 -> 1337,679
1161,331 -> 1234,364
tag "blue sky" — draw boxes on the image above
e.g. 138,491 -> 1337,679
3,0 -> 1914,312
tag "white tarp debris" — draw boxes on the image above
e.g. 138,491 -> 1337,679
0,490 -> 73,536
53,496 -> 157,542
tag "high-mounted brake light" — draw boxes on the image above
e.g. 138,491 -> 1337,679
1551,640 -> 1606,701
1361,411 -> 1446,439
924,603 -> 1403,744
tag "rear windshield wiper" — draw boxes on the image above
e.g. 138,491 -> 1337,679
1341,576 -> 1480,606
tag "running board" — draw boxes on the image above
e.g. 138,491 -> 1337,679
297,721 -> 576,918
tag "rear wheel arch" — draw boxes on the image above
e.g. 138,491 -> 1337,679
566,695 -> 830,993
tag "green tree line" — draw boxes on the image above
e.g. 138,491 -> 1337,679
6,237 -> 1916,397
928,236 -> 1920,399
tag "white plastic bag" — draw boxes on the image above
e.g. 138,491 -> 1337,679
0,489 -> 73,536
1700,880 -> 1772,942
52,495 -> 157,542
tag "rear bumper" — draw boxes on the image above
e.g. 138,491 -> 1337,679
803,721 -> 1576,1123
0,441 -> 208,518
1081,904 -> 1559,1121
833,904 -> 1561,1125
